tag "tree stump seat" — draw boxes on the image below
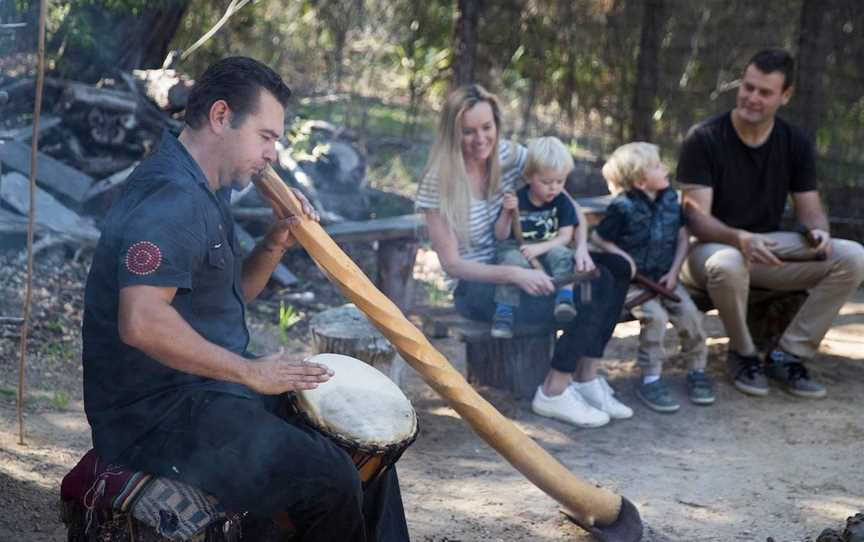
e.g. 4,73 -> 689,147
419,307 -> 557,400
309,303 -> 403,383
684,286 -> 808,353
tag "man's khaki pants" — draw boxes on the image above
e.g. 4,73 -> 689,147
627,283 -> 707,377
681,232 -> 864,359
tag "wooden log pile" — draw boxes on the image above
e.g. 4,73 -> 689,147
0,70 -> 420,298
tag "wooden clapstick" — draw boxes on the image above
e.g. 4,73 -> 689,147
253,167 -> 642,541
624,273 -> 682,311
510,207 -> 545,271
511,204 -> 592,303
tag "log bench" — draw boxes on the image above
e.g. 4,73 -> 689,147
417,286 -> 808,400
418,306 -> 558,400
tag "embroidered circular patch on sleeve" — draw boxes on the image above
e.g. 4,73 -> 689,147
126,241 -> 163,276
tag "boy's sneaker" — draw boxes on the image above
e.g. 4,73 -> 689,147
490,304 -> 514,339
765,350 -> 827,398
553,290 -> 577,323
686,370 -> 716,405
571,377 -> 634,419
726,350 -> 769,396
636,379 -> 680,413
531,386 -> 610,428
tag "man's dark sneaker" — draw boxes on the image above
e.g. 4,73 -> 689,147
726,350 -> 768,396
553,296 -> 578,323
765,350 -> 827,398
636,379 -> 680,413
686,370 -> 716,405
490,304 -> 515,339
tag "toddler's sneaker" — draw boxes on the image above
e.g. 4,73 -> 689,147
531,386 -> 610,428
686,370 -> 716,405
571,377 -> 634,419
636,378 -> 680,413
490,304 -> 514,339
553,289 -> 577,323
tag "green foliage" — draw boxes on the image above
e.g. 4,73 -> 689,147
6,0 -> 864,186
422,281 -> 451,307
278,301 -> 302,344
41,340 -> 75,361
51,390 -> 71,410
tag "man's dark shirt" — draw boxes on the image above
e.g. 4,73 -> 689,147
83,133 -> 253,462
595,187 -> 685,281
676,112 -> 817,233
500,185 -> 578,243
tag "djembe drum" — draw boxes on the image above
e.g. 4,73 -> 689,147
286,353 -> 418,484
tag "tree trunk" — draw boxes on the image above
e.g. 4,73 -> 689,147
54,1 -> 189,82
793,0 -> 833,140
631,0 -> 664,142
452,0 -> 483,87
519,78 -> 537,138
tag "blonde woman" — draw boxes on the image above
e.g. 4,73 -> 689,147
417,84 -> 633,428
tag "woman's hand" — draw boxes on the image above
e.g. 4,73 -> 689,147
502,192 -> 518,211
512,267 -> 555,296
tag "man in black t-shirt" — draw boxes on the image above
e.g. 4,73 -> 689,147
677,49 -> 864,399
82,57 -> 410,540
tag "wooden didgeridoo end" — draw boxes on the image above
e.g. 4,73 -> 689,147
254,167 -> 643,542
563,497 -> 644,542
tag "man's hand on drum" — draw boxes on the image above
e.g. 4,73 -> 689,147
264,188 -> 320,250
512,267 -> 554,296
245,349 -> 334,395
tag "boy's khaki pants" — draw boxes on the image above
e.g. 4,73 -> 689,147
628,283 -> 707,376
681,232 -> 864,359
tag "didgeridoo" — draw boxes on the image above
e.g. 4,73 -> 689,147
255,168 -> 642,541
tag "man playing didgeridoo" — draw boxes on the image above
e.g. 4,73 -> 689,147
82,56 -> 410,540
678,48 -> 864,399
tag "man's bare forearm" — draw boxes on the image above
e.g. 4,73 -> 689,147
684,204 -> 742,247
119,292 -> 252,385
241,240 -> 287,301
796,202 -> 830,233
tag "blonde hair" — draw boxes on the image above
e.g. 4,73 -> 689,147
524,137 -> 574,179
601,142 -> 661,194
419,84 -> 502,242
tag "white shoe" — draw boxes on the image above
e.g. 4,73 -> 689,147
531,386 -> 610,428
571,377 -> 634,420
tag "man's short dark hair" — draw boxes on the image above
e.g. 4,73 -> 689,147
747,49 -> 795,90
185,57 -> 292,129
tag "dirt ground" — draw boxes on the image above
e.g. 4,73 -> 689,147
1,247 -> 862,541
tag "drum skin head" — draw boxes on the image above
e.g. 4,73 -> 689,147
299,353 -> 418,447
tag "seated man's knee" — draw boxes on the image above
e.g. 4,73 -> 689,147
831,239 -> 864,281
704,249 -> 749,286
